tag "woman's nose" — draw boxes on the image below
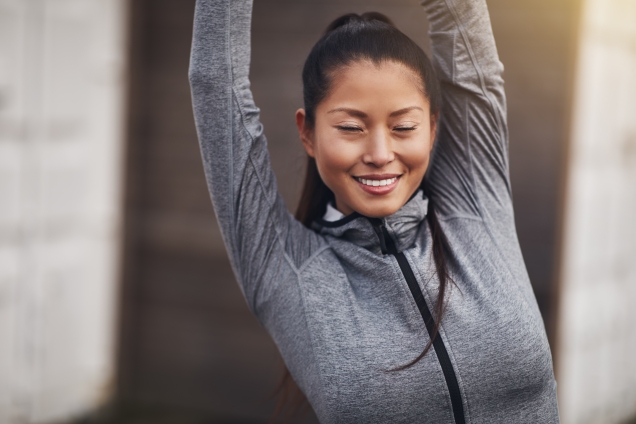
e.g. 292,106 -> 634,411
362,130 -> 395,167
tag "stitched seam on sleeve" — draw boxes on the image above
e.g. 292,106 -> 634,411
438,214 -> 483,222
298,245 -> 333,275
225,4 -> 238,270
232,89 -> 327,404
443,0 -> 504,128
445,0 -> 511,225
232,86 -> 302,280
444,2 -> 518,285
463,73 -> 513,282
295,271 -> 329,419
443,0 -> 507,183
465,95 -> 481,219
232,86 -> 333,280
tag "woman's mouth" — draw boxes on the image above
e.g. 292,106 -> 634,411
354,174 -> 401,195
356,177 -> 398,187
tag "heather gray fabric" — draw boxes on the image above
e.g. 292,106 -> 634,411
189,0 -> 560,422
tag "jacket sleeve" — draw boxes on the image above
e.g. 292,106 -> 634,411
188,0 -> 322,312
422,0 -> 512,224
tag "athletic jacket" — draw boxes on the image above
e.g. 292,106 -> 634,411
188,0 -> 560,422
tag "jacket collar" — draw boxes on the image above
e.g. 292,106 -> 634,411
312,190 -> 429,254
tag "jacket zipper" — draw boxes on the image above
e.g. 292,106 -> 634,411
370,218 -> 466,424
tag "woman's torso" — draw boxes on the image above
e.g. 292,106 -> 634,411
255,192 -> 558,423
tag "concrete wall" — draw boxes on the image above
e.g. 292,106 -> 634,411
0,0 -> 128,422
555,0 -> 636,422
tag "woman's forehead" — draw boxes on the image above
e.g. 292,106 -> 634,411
319,61 -> 430,116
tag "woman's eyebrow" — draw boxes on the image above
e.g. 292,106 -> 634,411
389,106 -> 424,117
327,108 -> 367,118
326,106 -> 423,118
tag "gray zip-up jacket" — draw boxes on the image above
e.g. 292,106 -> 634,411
189,0 -> 560,422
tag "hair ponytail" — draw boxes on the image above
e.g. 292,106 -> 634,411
273,11 -> 449,422
324,11 -> 394,34
294,157 -> 333,227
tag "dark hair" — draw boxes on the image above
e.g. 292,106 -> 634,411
274,12 -> 451,422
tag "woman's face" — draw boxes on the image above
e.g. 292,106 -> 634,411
296,60 -> 437,218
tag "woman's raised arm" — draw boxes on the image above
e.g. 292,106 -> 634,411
188,0 -> 321,311
422,0 -> 512,224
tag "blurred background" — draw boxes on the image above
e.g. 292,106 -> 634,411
0,0 -> 634,423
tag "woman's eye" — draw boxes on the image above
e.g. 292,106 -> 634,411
337,126 -> 363,132
394,126 -> 417,132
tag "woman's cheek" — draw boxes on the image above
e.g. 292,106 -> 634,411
312,148 -> 351,198
320,139 -> 360,173
398,139 -> 430,171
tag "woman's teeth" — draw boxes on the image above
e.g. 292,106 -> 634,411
356,177 -> 398,187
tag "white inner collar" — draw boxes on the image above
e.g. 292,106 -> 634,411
323,202 -> 345,222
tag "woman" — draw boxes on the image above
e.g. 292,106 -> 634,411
189,0 -> 560,422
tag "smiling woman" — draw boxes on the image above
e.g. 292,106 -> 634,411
296,60 -> 436,217
189,0 -> 560,423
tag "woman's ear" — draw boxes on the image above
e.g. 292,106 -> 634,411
296,108 -> 315,158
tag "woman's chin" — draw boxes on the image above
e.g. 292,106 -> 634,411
351,198 -> 403,218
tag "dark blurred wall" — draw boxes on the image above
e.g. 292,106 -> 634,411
118,0 -> 578,421
120,0 -> 282,420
